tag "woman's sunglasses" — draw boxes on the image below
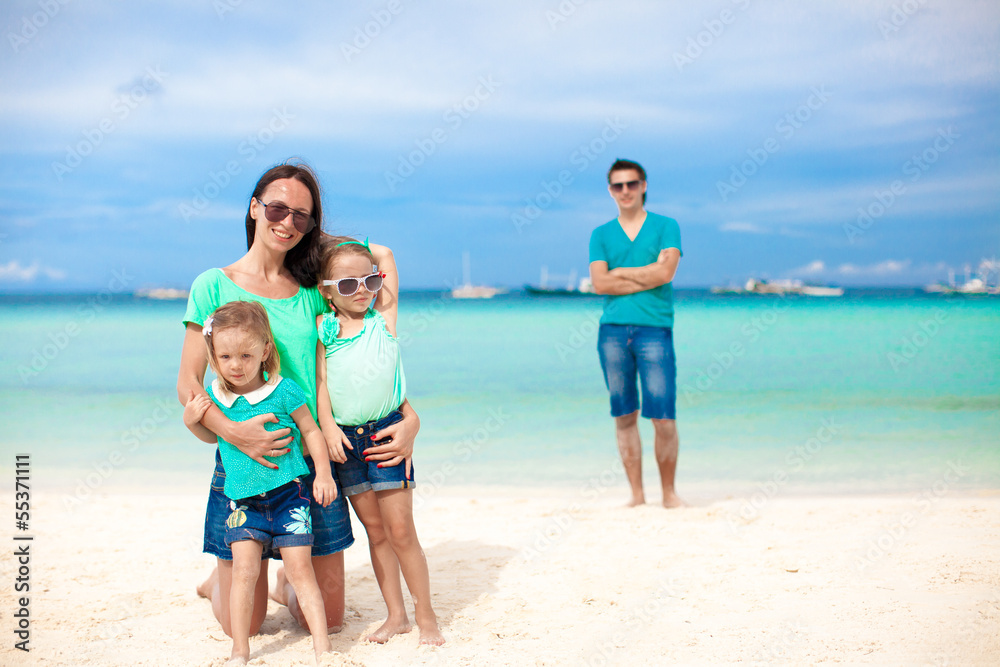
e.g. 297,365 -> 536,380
609,179 -> 642,193
256,199 -> 315,234
322,272 -> 384,297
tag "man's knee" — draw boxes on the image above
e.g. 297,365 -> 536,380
614,411 -> 639,430
652,418 -> 677,438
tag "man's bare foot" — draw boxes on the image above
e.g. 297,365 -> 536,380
364,616 -> 411,643
662,491 -> 688,508
627,494 -> 646,507
196,567 -> 219,599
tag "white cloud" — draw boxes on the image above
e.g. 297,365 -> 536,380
836,259 -> 911,275
0,260 -> 66,282
720,221 -> 769,234
788,260 -> 826,276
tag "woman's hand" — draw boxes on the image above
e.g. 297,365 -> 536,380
367,402 -> 419,478
226,414 -> 292,470
323,423 -> 352,464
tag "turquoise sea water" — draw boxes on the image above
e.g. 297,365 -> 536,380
0,290 -> 997,496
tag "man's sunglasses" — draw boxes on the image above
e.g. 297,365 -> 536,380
322,272 -> 384,297
256,199 -> 316,234
609,180 -> 643,193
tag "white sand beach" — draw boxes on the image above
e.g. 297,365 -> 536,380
2,483 -> 998,666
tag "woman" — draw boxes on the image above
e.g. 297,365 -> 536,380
177,161 -> 419,636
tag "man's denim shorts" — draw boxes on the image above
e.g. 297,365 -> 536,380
335,410 -> 416,496
203,449 -> 354,561
597,324 -> 677,420
224,477 -> 314,551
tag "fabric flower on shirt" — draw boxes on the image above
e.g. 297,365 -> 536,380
203,316 -> 214,337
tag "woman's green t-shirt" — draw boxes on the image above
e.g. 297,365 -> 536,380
183,268 -> 327,421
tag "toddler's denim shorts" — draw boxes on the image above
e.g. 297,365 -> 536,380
335,410 -> 416,496
597,324 -> 677,420
203,449 -> 354,561
224,477 -> 314,551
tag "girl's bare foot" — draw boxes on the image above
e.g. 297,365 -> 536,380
224,655 -> 248,666
196,567 -> 219,599
418,624 -> 446,646
364,615 -> 411,643
416,611 -> 445,646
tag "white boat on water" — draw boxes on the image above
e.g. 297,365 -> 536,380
135,287 -> 189,300
711,278 -> 843,296
451,252 -> 504,299
923,259 -> 1000,295
524,267 -> 598,296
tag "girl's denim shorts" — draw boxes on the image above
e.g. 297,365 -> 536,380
203,449 -> 354,561
224,477 -> 314,551
335,410 -> 416,496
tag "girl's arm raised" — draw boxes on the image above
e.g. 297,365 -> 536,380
369,242 -> 399,336
177,323 -> 290,469
291,405 -> 337,507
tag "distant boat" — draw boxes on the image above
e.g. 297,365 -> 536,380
711,278 -> 843,296
451,252 -> 504,299
924,259 -> 999,295
524,267 -> 598,296
135,287 -> 189,300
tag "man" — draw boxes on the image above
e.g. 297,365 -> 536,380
588,159 -> 684,508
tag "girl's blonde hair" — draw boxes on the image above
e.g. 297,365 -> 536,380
203,300 -> 280,392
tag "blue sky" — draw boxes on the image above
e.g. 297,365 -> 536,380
1,0 -> 998,291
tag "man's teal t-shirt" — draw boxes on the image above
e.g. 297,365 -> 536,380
588,212 -> 682,328
183,268 -> 327,421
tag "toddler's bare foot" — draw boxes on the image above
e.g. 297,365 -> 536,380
364,615 -> 411,643
313,639 -> 334,665
662,491 -> 688,508
196,567 -> 219,599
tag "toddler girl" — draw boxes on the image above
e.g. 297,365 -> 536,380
183,300 -> 336,665
316,238 -> 445,646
